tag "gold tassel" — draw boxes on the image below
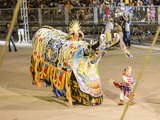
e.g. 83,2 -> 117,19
49,67 -> 54,83
34,61 -> 41,87
65,73 -> 72,106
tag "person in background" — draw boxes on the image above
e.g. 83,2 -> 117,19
117,0 -> 125,11
103,1 -> 111,21
17,18 -> 25,43
6,23 -> 17,52
123,15 -> 131,48
104,17 -> 114,43
124,0 -> 130,5
114,22 -> 132,58
148,4 -> 156,22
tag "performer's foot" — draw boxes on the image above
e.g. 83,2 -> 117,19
118,100 -> 124,105
35,80 -> 41,87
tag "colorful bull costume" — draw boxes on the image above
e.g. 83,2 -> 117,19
30,21 -> 131,106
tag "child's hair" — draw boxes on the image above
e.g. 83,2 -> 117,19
123,66 -> 132,75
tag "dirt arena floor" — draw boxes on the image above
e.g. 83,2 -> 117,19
0,45 -> 160,120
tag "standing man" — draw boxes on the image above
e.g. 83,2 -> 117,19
104,17 -> 114,43
17,18 -> 25,43
123,15 -> 131,48
6,23 -> 17,52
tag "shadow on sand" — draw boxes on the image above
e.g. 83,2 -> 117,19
33,95 -> 69,107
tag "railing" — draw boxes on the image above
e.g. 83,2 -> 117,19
0,6 -> 159,26
27,7 -> 95,25
0,8 -> 13,24
0,6 -> 159,39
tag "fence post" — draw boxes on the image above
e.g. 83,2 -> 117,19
93,7 -> 98,24
38,8 -> 42,26
158,6 -> 160,24
65,8 -> 69,25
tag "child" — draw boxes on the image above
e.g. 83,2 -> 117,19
147,4 -> 156,23
113,66 -> 136,105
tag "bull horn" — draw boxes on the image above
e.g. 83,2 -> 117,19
78,31 -> 84,40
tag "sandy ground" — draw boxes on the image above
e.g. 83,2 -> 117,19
0,45 -> 160,120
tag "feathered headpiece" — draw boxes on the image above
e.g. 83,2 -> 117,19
69,20 -> 84,41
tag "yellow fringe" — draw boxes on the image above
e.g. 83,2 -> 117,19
65,73 -> 72,106
32,54 -> 72,105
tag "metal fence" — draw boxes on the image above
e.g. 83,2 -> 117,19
27,7 -> 95,25
0,6 -> 159,26
0,6 -> 159,39
0,8 -> 13,24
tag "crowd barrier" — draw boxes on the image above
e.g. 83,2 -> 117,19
0,6 -> 159,39
0,6 -> 159,25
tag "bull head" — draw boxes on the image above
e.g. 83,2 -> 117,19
89,33 -> 132,59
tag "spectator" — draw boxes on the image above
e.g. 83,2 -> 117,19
85,8 -> 93,21
143,0 -> 152,6
17,18 -> 25,43
99,3 -> 104,22
6,23 -> 17,52
117,0 -> 125,8
64,1 -> 73,9
123,15 -> 131,48
73,0 -> 81,7
104,17 -> 114,43
103,1 -> 111,21
115,6 -> 125,18
124,0 -> 130,5
131,0 -> 137,6
64,0 -> 74,15
147,4 -> 156,22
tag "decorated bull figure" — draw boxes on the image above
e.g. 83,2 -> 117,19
30,21 -> 131,106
